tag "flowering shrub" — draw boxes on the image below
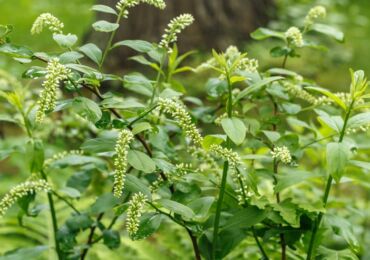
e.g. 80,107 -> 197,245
0,2 -> 369,260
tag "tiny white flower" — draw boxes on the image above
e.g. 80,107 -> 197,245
271,146 -> 292,164
285,27 -> 304,47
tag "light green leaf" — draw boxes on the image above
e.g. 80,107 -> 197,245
92,20 -> 119,32
311,23 -> 345,42
53,33 -> 78,48
79,43 -> 102,65
250,28 -> 285,40
235,76 -> 283,102
59,51 -> 84,64
72,97 -> 102,123
326,142 -> 351,183
132,122 -> 152,135
112,40 -> 153,53
91,5 -> 117,15
347,112 -> 370,129
127,150 -> 156,173
157,199 -> 195,219
221,117 -> 247,145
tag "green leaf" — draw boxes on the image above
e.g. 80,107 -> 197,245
188,197 -> 214,221
316,110 -> 343,133
131,213 -> 163,240
66,214 -> 93,232
123,73 -> 153,96
79,43 -> 102,65
53,33 -> 78,48
326,142 -> 351,183
0,246 -> 48,260
221,117 -> 247,145
30,139 -> 44,173
112,40 -> 153,53
275,171 -> 321,192
91,5 -> 118,15
81,136 -> 116,153
132,122 -> 152,135
103,230 -> 120,249
235,76 -> 283,102
347,112 -> 370,129
306,87 -> 347,111
92,20 -> 119,32
90,193 -> 120,215
311,23 -> 345,42
67,171 -> 92,193
49,154 -> 106,168
272,200 -> 299,227
59,187 -> 81,199
125,175 -> 152,200
127,150 -> 156,173
222,206 -> 266,230
0,43 -> 33,58
72,97 -> 102,123
59,51 -> 84,64
250,27 -> 285,40
157,199 -> 195,219
202,134 -> 226,150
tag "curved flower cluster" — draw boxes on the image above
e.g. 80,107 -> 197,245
31,13 -> 64,35
113,130 -> 134,197
36,58 -> 71,123
44,150 -> 84,168
224,46 -> 259,72
189,147 -> 219,172
283,82 -> 318,104
304,6 -> 326,27
126,192 -> 147,238
271,146 -> 292,164
116,0 -> 166,18
159,14 -> 194,52
285,27 -> 304,47
0,180 -> 51,217
157,98 -> 203,146
151,163 -> 192,191
209,144 -> 241,168
347,124 -> 370,135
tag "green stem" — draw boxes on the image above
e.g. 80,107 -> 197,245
212,72 -> 233,259
127,105 -> 158,127
252,226 -> 269,260
99,10 -> 124,70
306,100 -> 355,259
40,171 -> 61,260
149,58 -> 165,106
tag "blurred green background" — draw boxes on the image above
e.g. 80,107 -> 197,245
0,0 -> 370,258
1,0 -> 370,88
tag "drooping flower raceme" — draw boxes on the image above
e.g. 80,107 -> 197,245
304,6 -> 326,27
31,13 -> 64,35
116,0 -> 166,18
126,192 -> 147,238
157,98 -> 203,146
285,27 -> 304,47
35,58 -> 71,123
0,180 -> 51,217
210,144 -> 241,169
271,146 -> 292,164
159,14 -> 194,52
44,150 -> 84,168
113,129 -> 134,197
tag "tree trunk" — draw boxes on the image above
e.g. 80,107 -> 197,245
89,0 -> 275,68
